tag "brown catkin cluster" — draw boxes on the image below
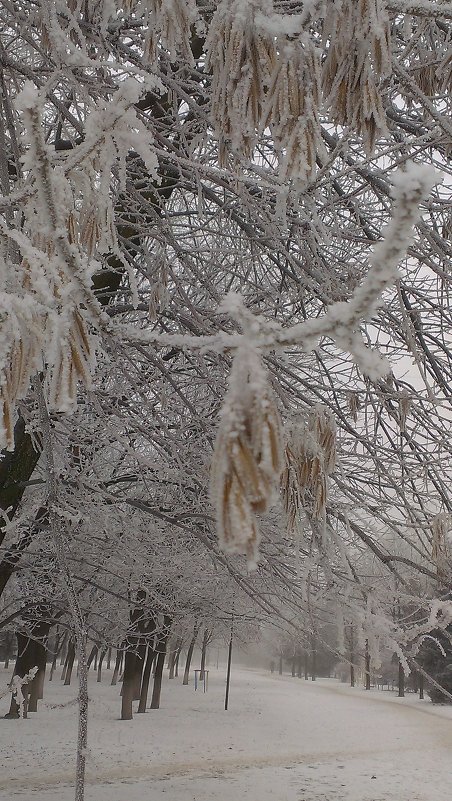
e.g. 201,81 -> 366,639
0,313 -> 42,450
205,0 -> 276,165
322,0 -> 391,154
210,349 -> 283,569
261,38 -> 325,183
206,0 -> 392,174
282,405 -> 337,530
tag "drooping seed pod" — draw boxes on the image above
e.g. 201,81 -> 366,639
322,0 -> 391,154
261,36 -> 325,183
211,346 -> 283,569
282,405 -> 337,528
205,0 -> 276,163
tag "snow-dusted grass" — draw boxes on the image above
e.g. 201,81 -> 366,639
1,665 -> 451,800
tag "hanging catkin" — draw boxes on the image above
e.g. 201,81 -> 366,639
282,405 -> 337,528
261,36 -> 325,182
210,347 -> 283,569
322,0 -> 391,153
205,0 -> 276,163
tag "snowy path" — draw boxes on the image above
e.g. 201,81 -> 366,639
0,665 -> 451,800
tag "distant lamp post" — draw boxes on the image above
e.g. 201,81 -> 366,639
224,612 -> 234,711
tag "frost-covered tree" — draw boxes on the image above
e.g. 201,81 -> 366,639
2,1 -> 452,796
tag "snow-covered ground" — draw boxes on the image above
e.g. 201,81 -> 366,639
1,664 -> 451,801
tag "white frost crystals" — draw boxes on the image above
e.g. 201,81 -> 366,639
0,76 -> 161,450
210,162 -> 438,566
210,344 -> 283,571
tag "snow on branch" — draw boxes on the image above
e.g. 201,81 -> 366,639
0,77 -> 162,447
386,1 -> 452,21
121,163 -> 438,380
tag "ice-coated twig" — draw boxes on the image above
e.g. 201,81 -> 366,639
120,164 -> 439,379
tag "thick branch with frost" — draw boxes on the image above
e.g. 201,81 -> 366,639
386,1 -> 452,21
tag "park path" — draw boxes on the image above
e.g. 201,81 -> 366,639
1,666 -> 451,800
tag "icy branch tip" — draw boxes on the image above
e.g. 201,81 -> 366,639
219,292 -> 246,316
391,162 -> 441,203
15,81 -> 42,111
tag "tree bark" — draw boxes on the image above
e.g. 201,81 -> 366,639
419,672 -> 424,700
169,637 -> 182,679
150,616 -> 172,709
121,650 -> 137,720
3,632 -> 14,669
28,637 -> 47,712
49,631 -> 63,681
87,645 -> 98,670
6,625 -> 49,717
365,639 -> 371,690
398,661 -> 405,697
175,644 -> 182,677
311,638 -> 317,681
199,629 -> 209,681
183,625 -> 198,685
97,649 -> 107,682
111,649 -> 123,686
297,651 -> 302,678
64,640 -> 76,686
137,645 -> 156,713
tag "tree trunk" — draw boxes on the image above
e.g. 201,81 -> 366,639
150,616 -> 172,709
106,647 -> 112,670
349,626 -> 355,687
49,631 -> 63,681
199,629 -> 209,681
60,631 -> 69,666
419,672 -> 424,700
132,644 -> 145,700
87,645 -> 98,671
279,653 -> 283,675
174,644 -> 182,677
111,649 -> 123,686
28,638 -> 47,712
97,649 -> 107,682
304,652 -> 309,679
137,645 -> 156,712
398,661 -> 405,697
311,639 -> 317,681
291,656 -> 296,677
64,640 -> 76,686
183,626 -> 198,685
365,639 -> 371,690
297,651 -> 302,678
6,626 -> 49,718
169,637 -> 182,679
3,632 -> 14,669
121,650 -> 136,720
